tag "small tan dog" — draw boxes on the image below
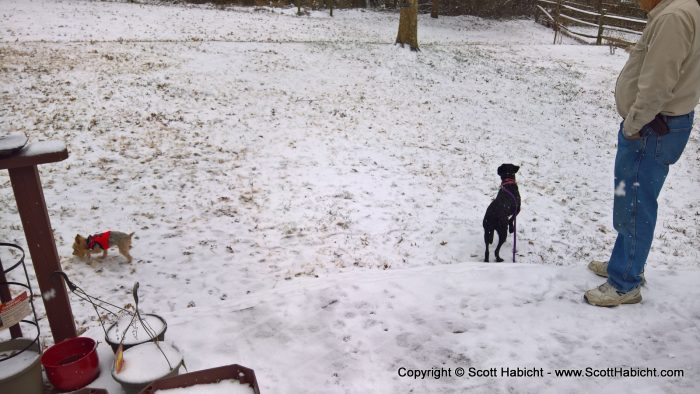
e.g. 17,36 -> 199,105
72,231 -> 134,263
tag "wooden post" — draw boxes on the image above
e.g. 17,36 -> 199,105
431,0 -> 439,18
553,0 -> 562,44
596,0 -> 605,45
0,142 -> 77,343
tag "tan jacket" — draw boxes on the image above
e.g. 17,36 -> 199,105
615,0 -> 700,136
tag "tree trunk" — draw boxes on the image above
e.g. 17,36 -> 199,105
328,0 -> 334,17
396,0 -> 419,51
431,0 -> 439,18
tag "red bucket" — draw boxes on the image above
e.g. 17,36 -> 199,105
40,337 -> 100,392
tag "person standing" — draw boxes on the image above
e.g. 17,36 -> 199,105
585,0 -> 700,306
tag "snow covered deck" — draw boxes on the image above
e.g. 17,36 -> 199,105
82,263 -> 700,393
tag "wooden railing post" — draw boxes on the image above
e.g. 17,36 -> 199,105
553,0 -> 562,44
596,0 -> 605,45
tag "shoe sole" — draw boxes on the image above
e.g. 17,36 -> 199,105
583,293 -> 642,307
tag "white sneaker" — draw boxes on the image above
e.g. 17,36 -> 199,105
584,282 -> 642,307
588,260 -> 646,286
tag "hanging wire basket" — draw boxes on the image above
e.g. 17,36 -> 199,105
53,273 -> 165,349
52,273 -> 183,380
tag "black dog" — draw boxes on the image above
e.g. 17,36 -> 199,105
483,164 -> 521,262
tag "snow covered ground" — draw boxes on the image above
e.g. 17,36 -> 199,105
0,0 -> 699,393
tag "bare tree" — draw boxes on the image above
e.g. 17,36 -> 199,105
396,0 -> 419,51
431,0 -> 439,18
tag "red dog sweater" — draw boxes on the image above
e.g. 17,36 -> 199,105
87,231 -> 110,250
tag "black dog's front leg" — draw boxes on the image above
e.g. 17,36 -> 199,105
508,217 -> 515,234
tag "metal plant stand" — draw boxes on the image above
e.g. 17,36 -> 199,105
0,242 -> 41,361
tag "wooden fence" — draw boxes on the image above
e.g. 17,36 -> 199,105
535,0 -> 646,46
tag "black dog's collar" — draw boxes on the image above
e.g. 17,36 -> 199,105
501,178 -> 517,186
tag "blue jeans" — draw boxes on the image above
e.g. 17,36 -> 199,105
607,112 -> 694,293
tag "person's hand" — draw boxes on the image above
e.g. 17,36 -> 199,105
622,118 -> 642,140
